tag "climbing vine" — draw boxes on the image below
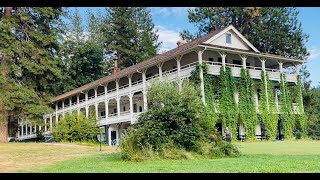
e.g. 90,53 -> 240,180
238,68 -> 257,139
190,63 -> 218,126
259,71 -> 278,140
218,66 -> 237,140
280,73 -> 295,139
295,75 -> 306,137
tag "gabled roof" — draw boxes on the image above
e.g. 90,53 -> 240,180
203,25 -> 260,53
50,25 -> 300,103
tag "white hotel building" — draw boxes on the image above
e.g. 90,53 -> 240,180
15,25 -> 304,144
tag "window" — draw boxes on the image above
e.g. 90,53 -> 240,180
114,108 -> 117,113
209,57 -> 214,62
139,106 -> 143,112
123,106 -> 126,111
100,111 -> 106,117
218,57 -> 222,63
226,33 -> 231,44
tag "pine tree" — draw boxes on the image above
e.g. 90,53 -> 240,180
103,7 -> 161,69
0,7 -> 65,142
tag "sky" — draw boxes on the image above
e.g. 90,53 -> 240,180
70,7 -> 320,88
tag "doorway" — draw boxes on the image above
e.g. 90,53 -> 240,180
111,131 -> 117,146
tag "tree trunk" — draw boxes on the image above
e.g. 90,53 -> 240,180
0,104 -> 8,143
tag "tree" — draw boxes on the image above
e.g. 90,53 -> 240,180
102,7 -> 161,69
53,8 -> 106,94
0,7 -> 65,142
181,7 -> 309,60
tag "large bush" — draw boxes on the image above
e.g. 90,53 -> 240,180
52,111 -> 100,143
120,80 -> 239,161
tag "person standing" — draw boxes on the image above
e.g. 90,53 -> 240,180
224,127 -> 232,143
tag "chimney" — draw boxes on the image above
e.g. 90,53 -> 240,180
112,55 -> 121,75
176,40 -> 187,47
5,7 -> 12,16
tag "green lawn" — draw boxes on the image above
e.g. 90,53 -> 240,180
23,140 -> 320,173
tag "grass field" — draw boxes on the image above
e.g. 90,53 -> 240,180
0,142 -> 118,173
9,140 -> 319,173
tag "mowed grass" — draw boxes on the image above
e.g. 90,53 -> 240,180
22,140 -> 320,173
0,142 -> 118,173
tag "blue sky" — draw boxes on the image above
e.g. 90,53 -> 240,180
71,7 -> 320,88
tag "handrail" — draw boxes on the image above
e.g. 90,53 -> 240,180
107,88 -> 116,93
97,92 -> 105,97
120,111 -> 130,115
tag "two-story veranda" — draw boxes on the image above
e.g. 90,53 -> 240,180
15,25 -> 304,144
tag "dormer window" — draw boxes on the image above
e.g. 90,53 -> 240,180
226,33 -> 231,44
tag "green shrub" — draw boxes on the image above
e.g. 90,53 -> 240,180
36,129 -> 44,142
120,80 -> 240,161
52,111 -> 100,143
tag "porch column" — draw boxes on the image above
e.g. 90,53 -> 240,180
128,75 -> 133,122
62,100 -> 65,116
69,98 -> 72,113
241,55 -> 247,69
117,123 -> 122,145
176,55 -> 182,90
25,122 -> 28,136
157,63 -> 163,81
279,62 -> 283,73
50,115 -> 53,132
296,64 -> 301,75
116,79 -> 120,117
44,118 -> 47,132
77,94 -> 80,116
29,124 -> 32,135
261,59 -> 269,111
197,49 -> 206,105
142,69 -> 148,111
275,89 -> 279,112
55,103 -> 58,123
104,84 -> 108,124
85,91 -> 89,118
21,120 -> 24,136
95,103 -> 99,120
219,52 -> 227,71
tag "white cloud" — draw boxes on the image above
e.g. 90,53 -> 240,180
155,25 -> 181,53
309,48 -> 320,60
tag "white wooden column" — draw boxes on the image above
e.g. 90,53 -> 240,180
95,87 -> 98,119
261,59 -> 269,111
21,119 -> 24,136
104,84 -> 108,124
116,79 -> 120,117
197,49 -> 206,105
85,91 -> 89,118
296,64 -> 300,75
55,103 -> 58,123
157,63 -> 163,81
44,118 -> 47,132
29,124 -> 32,135
142,69 -> 148,111
279,62 -> 283,73
69,98 -> 72,113
176,55 -> 182,90
275,89 -> 279,113
62,100 -> 65,116
219,52 -> 227,71
25,121 -> 28,135
128,74 -> 133,122
77,94 -> 80,116
240,55 -> 247,69
50,115 -> 53,132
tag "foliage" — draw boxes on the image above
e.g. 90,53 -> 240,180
0,8 -> 65,142
259,71 -> 278,140
53,9 -> 106,94
120,80 -> 239,161
36,129 -> 44,142
189,63 -> 218,124
305,86 -> 320,140
181,7 -> 309,60
52,111 -> 100,143
238,68 -> 258,139
218,66 -> 237,140
279,73 -> 295,139
294,75 -> 306,138
102,7 -> 161,68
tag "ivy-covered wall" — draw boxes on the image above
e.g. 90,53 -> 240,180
238,68 -> 257,139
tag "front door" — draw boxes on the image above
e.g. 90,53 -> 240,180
111,131 -> 117,146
